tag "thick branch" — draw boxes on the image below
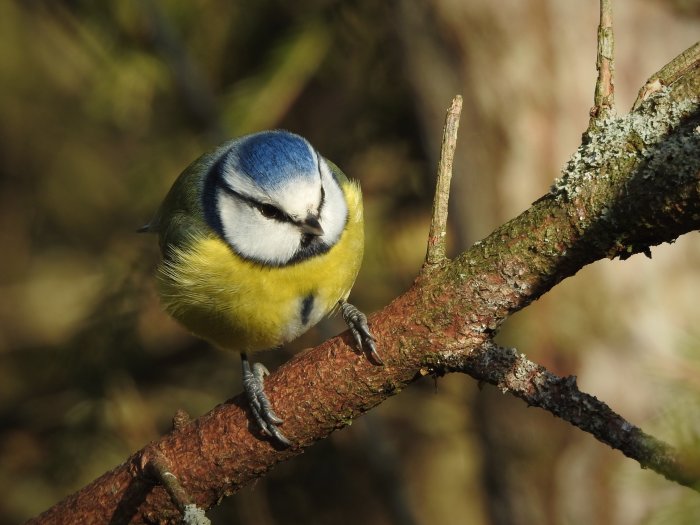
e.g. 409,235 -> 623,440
29,46 -> 700,524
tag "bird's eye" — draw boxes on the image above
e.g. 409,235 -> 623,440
258,203 -> 284,221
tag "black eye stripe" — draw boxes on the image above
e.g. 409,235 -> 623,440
219,183 -> 291,223
257,202 -> 287,221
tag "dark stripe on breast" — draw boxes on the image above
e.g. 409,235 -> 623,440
300,294 -> 315,326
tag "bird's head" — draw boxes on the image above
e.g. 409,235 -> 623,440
204,130 -> 348,266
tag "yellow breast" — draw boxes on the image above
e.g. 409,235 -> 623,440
157,181 -> 364,353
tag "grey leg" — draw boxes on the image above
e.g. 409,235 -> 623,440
241,353 -> 292,446
339,300 -> 383,365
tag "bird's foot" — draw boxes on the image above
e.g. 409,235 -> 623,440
339,301 -> 383,365
241,353 -> 292,447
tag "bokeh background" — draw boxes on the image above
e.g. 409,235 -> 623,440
1,1 -> 699,524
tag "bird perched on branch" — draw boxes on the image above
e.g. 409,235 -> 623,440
141,130 -> 381,445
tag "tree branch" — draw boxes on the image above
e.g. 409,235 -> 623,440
143,450 -> 210,524
590,0 -> 616,124
425,94 -> 462,267
441,343 -> 700,488
633,41 -> 700,111
28,44 -> 700,524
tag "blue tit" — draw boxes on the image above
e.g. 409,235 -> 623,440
141,130 -> 381,445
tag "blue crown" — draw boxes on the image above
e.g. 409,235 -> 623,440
233,130 -> 317,188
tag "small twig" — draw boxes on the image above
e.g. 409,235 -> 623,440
442,343 -> 700,490
425,95 -> 462,268
172,408 -> 193,431
145,451 -> 192,513
146,450 -> 211,524
590,0 -> 616,124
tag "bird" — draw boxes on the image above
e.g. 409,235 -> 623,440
141,130 -> 381,445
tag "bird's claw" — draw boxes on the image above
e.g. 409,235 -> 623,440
241,355 -> 292,447
339,301 -> 383,365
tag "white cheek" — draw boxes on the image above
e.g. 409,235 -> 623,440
218,194 -> 301,264
318,163 -> 348,244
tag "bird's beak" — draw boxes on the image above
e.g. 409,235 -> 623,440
301,216 -> 324,236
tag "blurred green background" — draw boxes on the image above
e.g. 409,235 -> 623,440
1,1 -> 700,524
